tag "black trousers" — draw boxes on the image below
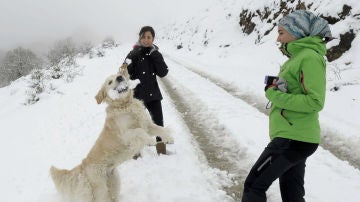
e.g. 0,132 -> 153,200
242,137 -> 318,202
144,100 -> 164,127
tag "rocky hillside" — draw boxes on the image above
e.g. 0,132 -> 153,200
239,0 -> 360,61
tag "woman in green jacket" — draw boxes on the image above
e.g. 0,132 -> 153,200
242,10 -> 332,202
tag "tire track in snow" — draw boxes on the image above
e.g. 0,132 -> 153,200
165,55 -> 360,170
160,77 -> 250,201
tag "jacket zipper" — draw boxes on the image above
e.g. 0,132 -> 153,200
300,71 -> 307,94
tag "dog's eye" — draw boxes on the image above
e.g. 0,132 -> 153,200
108,81 -> 113,85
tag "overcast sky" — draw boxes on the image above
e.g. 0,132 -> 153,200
0,0 -> 213,53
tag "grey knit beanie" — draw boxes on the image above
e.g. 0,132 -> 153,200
278,10 -> 332,40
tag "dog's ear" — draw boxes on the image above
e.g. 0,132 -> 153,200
95,86 -> 106,104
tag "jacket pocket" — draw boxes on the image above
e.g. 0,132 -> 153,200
280,109 -> 293,126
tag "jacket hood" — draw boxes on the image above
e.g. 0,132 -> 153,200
284,36 -> 327,57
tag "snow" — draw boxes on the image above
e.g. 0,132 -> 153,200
1,0 -> 360,201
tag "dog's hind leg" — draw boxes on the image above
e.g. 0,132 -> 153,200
107,168 -> 120,202
85,166 -> 113,202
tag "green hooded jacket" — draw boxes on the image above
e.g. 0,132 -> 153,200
265,36 -> 326,143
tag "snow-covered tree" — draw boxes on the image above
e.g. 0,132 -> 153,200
0,46 -> 43,87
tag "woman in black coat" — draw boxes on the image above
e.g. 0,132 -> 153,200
126,26 -> 169,154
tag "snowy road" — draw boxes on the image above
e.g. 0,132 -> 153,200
161,77 -> 251,201
164,54 -> 360,170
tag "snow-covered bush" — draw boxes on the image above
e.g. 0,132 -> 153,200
78,41 -> 94,57
102,36 -> 117,48
47,37 -> 77,66
26,69 -> 44,104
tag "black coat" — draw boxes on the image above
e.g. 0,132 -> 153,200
126,46 -> 168,103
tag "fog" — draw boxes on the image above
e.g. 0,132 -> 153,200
0,0 -> 214,54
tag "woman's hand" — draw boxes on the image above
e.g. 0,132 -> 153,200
275,78 -> 288,92
264,77 -> 288,92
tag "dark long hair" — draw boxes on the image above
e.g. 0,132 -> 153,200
139,26 -> 155,38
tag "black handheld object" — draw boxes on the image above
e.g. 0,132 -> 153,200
264,76 -> 279,85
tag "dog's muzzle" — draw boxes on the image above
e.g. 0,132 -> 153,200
114,76 -> 129,94
116,76 -> 124,82
116,86 -> 128,94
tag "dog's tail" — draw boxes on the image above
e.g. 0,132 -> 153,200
50,165 -> 67,197
50,165 -> 82,191
50,166 -> 71,189
50,166 -> 68,179
50,165 -> 93,201
51,165 -> 85,191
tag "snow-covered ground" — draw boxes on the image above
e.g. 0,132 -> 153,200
1,0 -> 360,201
0,43 -> 359,201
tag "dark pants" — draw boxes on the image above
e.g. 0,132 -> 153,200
242,138 -> 318,202
144,100 -> 163,127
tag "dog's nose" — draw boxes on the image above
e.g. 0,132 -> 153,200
116,76 -> 124,82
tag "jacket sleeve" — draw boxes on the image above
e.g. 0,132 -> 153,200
266,56 -> 326,113
126,51 -> 138,80
150,51 -> 168,77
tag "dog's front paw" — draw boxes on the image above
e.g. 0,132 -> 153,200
146,137 -> 157,146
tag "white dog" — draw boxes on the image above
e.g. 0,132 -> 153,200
50,65 -> 174,202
